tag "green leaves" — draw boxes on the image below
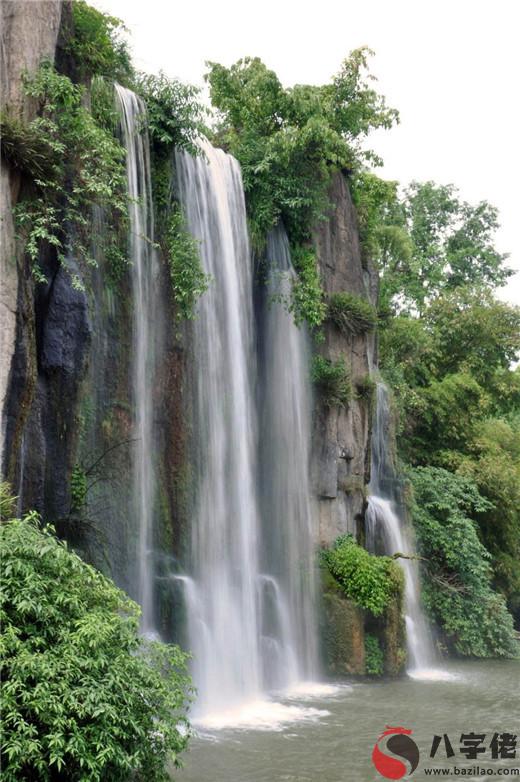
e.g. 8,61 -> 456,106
64,0 -> 133,83
409,467 -> 517,658
0,496 -> 193,781
205,49 -> 398,249
166,205 -> 211,322
321,534 -> 404,617
327,291 -> 378,336
136,72 -> 207,157
311,356 -> 352,408
289,245 -> 326,329
14,63 -> 127,282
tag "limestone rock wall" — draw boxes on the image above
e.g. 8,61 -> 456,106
312,172 -> 377,545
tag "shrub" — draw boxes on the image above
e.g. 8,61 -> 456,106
0,497 -> 193,781
0,113 -> 58,181
321,534 -> 403,616
136,72 -> 207,158
289,244 -> 327,329
365,633 -> 384,675
64,0 -> 133,83
14,63 -> 127,284
311,355 -> 352,407
70,464 -> 87,512
327,291 -> 378,336
355,373 -> 377,403
409,466 -> 517,658
167,206 -> 211,321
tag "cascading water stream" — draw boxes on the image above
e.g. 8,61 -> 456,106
175,144 -> 322,721
175,140 -> 262,717
366,381 -> 439,676
258,225 -> 319,689
116,86 -> 158,635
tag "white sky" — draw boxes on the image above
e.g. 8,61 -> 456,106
92,0 -> 520,305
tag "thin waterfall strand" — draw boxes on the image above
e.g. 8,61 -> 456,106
259,225 -> 319,688
366,382 -> 437,674
116,86 -> 158,635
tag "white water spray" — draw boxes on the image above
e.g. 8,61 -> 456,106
367,382 -> 449,678
258,225 -> 320,688
175,144 -> 321,722
116,86 -> 158,634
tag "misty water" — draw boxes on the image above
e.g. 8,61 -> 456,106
178,660 -> 520,781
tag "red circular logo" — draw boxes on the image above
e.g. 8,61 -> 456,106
372,726 -> 420,779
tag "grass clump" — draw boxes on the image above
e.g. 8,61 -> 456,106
311,355 -> 352,408
328,291 -> 378,336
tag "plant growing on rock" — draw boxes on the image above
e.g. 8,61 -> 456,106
166,205 -> 211,321
327,291 -> 378,335
321,534 -> 404,616
13,62 -> 127,284
311,356 -> 352,408
365,633 -> 384,675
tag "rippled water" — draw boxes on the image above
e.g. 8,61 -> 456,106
177,660 -> 520,781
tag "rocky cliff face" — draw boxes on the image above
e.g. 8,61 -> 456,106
0,0 -> 63,463
312,172 -> 377,546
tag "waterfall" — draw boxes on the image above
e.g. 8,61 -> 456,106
258,225 -> 319,688
175,144 -> 321,719
176,140 -> 262,716
116,86 -> 158,635
366,381 -> 436,674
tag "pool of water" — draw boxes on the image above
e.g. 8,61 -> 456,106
177,660 -> 519,781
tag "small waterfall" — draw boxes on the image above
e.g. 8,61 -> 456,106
366,382 -> 436,674
176,140 -> 262,716
258,225 -> 319,688
116,86 -> 158,635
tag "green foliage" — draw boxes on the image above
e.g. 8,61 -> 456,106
13,63 -> 127,283
321,534 -> 403,617
64,0 -> 133,82
328,291 -> 377,335
167,205 -> 211,321
409,467 -> 517,658
355,374 -> 377,404
90,75 -> 119,132
0,502 -> 193,781
365,633 -> 384,676
455,416 -> 520,621
372,180 -> 511,315
350,170 -> 411,276
136,72 -> 207,157
0,113 -> 58,181
424,290 -> 520,385
70,464 -> 87,513
311,356 -> 352,408
288,244 -> 326,329
206,49 -> 398,245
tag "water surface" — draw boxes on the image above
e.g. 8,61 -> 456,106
178,660 -> 519,781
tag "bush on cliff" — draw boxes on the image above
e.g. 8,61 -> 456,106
321,534 -> 404,616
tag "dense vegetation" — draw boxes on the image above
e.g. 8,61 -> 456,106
321,534 -> 404,617
408,468 -> 517,657
206,50 -> 398,329
0,488 -> 192,781
368,177 -> 520,649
